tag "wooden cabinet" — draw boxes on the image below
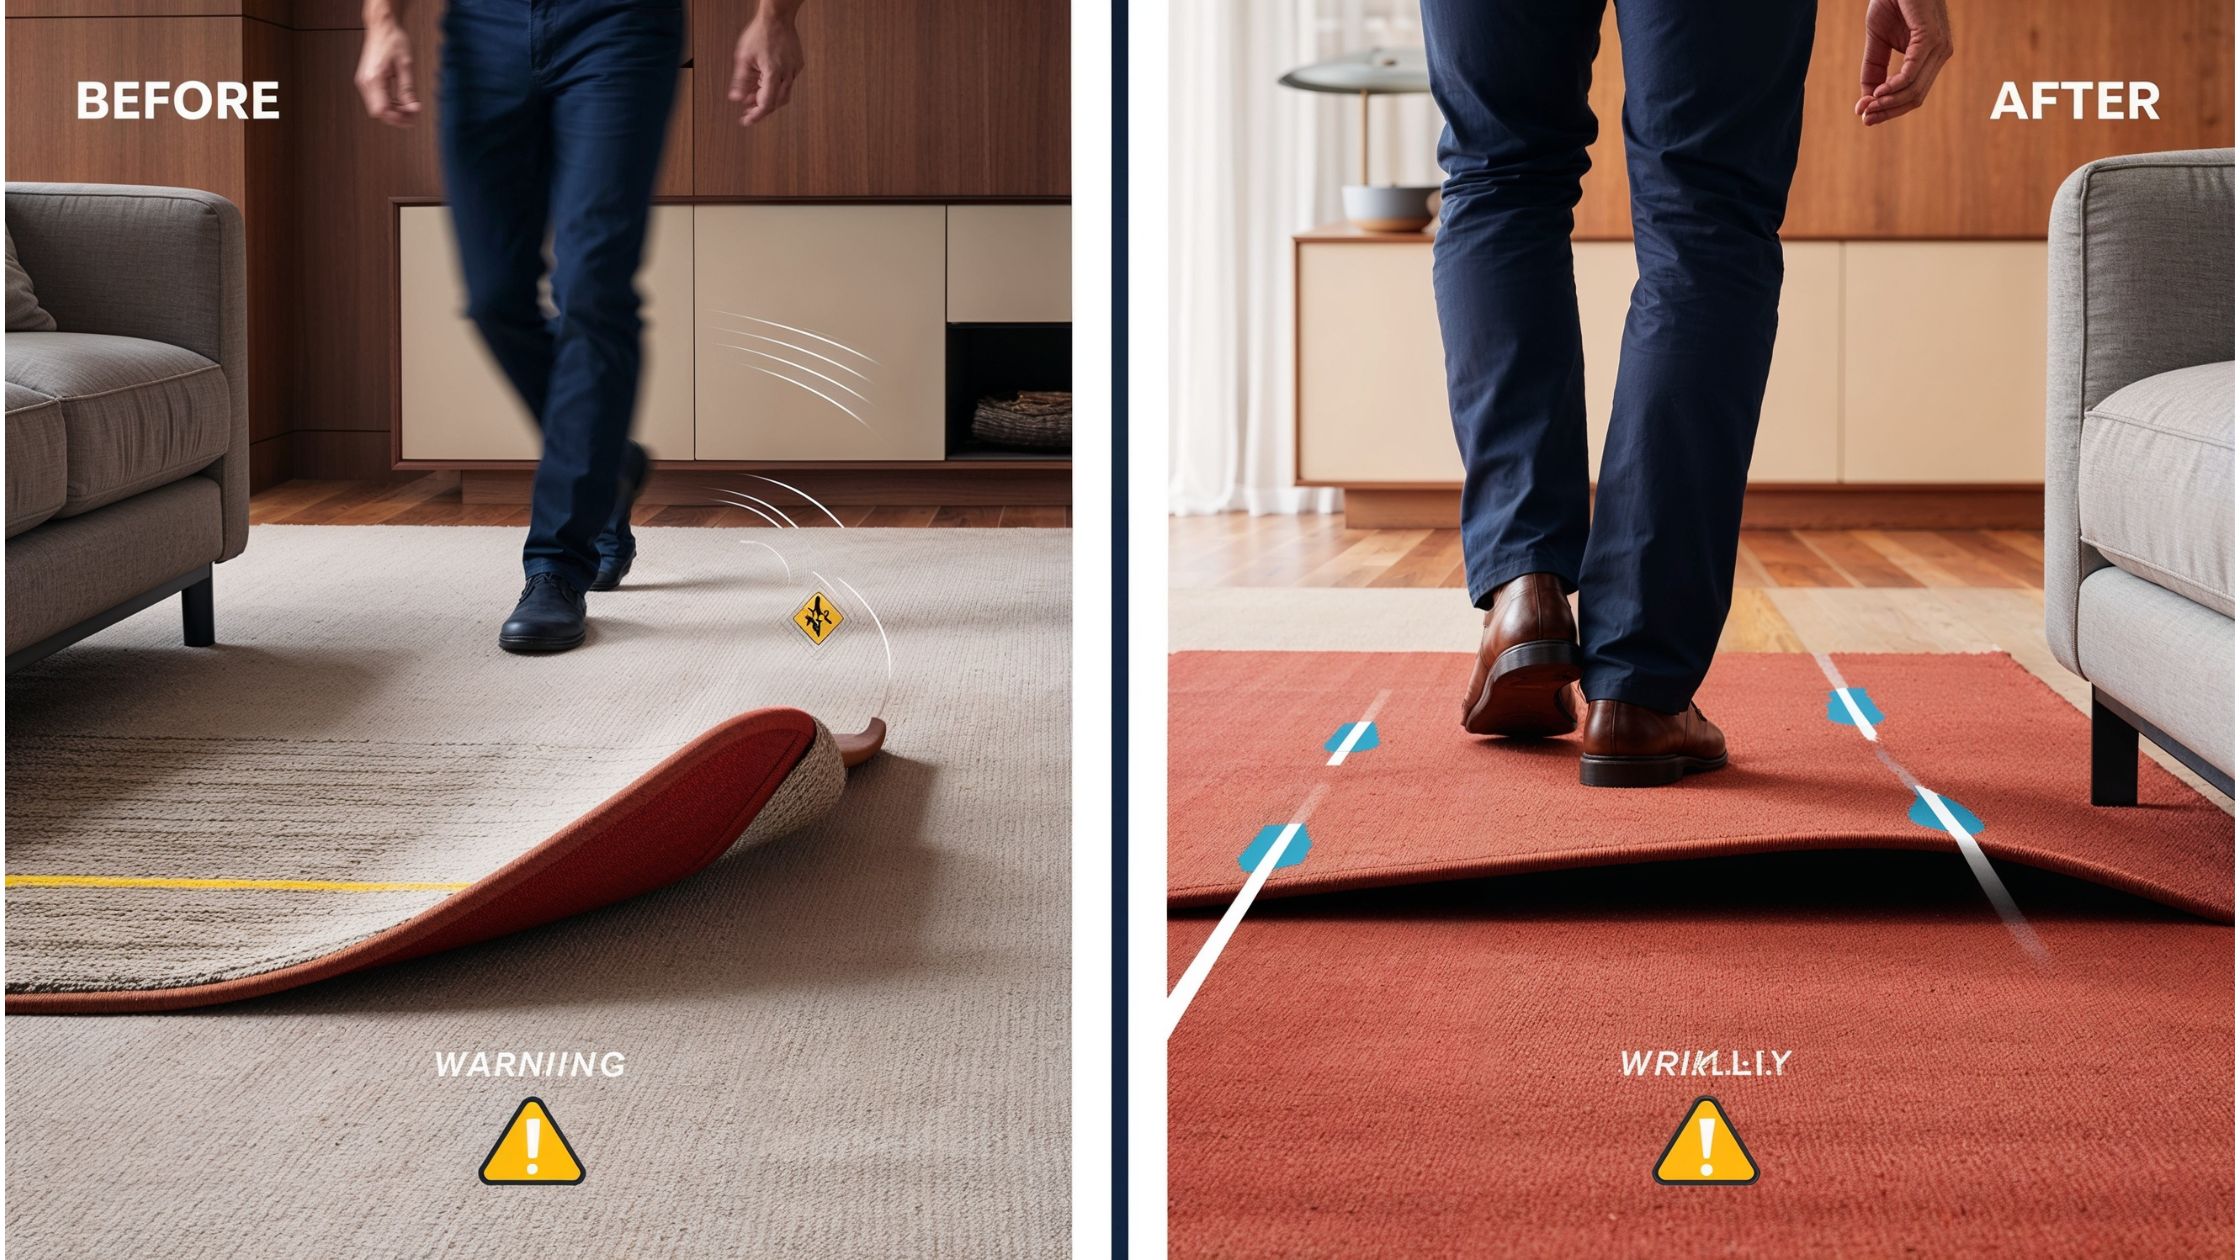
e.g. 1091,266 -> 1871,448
1293,229 -> 2048,524
1295,231 -> 1843,489
691,205 -> 948,461
397,205 -> 696,461
397,203 -> 1061,468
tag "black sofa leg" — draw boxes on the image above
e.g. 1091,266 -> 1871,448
181,575 -> 215,648
2090,688 -> 2138,807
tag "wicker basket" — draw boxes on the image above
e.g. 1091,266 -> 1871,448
970,391 -> 1072,451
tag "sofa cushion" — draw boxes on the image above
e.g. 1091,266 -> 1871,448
2078,360 -> 2235,617
5,227 -> 56,332
3,475 -> 221,657
6,381 -> 65,537
4,331 -> 229,518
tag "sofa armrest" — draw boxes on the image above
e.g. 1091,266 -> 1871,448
2045,149 -> 2235,672
4,182 -> 250,560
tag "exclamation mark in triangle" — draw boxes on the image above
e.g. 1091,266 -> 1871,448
1653,1096 -> 1759,1185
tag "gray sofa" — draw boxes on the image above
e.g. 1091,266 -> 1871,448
5,183 -> 249,670
2046,149 -> 2235,801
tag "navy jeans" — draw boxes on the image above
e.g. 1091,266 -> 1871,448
438,0 -> 680,589
1422,0 -> 1815,712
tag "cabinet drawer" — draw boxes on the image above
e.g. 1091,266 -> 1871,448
947,205 -> 1071,323
694,205 -> 947,461
1841,242 -> 2047,483
398,205 -> 694,462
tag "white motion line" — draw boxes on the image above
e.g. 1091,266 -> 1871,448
738,538 -> 792,579
1166,785 -> 1329,1038
714,329 -> 871,382
719,343 -> 868,401
816,570 -> 897,721
1326,688 -> 1392,766
702,487 -> 800,528
744,474 -> 848,528
741,366 -> 874,430
712,310 -> 881,365
1813,653 -> 2046,962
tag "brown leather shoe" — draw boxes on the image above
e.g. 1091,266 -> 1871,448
1460,573 -> 1581,737
1578,700 -> 1729,787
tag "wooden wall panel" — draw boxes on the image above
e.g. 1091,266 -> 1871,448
4,17 -> 248,202
286,26 -> 441,461
3,15 -> 290,474
1575,0 -> 2231,239
690,0 -> 1067,197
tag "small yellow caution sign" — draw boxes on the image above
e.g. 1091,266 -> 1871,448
479,1098 -> 584,1185
792,590 -> 844,646
1653,1096 -> 1758,1185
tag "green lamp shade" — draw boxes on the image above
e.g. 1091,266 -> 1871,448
1277,46 -> 1430,95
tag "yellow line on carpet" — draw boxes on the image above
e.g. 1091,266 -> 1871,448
6,875 -> 471,892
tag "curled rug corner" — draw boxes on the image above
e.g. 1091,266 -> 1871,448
6,706 -> 874,1014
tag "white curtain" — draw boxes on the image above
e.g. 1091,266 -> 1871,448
1167,1 -> 1445,516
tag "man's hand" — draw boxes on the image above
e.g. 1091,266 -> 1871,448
730,5 -> 805,126
1857,0 -> 1953,126
356,14 -> 420,127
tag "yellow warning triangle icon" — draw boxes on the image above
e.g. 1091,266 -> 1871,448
1653,1096 -> 1758,1184
479,1098 -> 585,1185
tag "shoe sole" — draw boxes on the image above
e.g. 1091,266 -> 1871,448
498,630 -> 587,654
1578,750 -> 1730,788
1461,639 -> 1582,738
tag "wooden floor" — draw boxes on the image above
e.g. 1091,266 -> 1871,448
249,474 -> 1070,528
1170,514 -> 2043,591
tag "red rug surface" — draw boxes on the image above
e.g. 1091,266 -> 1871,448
1169,854 -> 2234,1257
1170,651 -> 2232,1254
1169,652 -> 2233,918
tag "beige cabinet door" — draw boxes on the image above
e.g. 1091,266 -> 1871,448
1295,240 -> 1455,485
694,205 -> 947,461
398,204 -> 695,461
948,205 -> 1071,323
1841,242 -> 2047,483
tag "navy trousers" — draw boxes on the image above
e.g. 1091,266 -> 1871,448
438,0 -> 680,589
1422,0 -> 1815,712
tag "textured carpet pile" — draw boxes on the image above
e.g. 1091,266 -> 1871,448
7,525 -> 1069,1256
1168,646 -> 2232,1257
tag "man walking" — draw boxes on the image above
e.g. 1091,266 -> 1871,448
355,0 -> 805,652
1424,0 -> 1950,784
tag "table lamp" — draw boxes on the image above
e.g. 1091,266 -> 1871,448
1279,46 -> 1437,232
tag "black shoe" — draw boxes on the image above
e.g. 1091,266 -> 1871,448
590,442 -> 648,592
591,549 -> 634,592
499,573 -> 588,653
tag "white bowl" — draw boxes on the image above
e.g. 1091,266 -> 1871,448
1342,184 -> 1438,233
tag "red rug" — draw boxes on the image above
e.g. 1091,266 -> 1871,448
1169,652 -> 2233,1255
1169,652 -> 2232,918
1169,855 -> 2234,1257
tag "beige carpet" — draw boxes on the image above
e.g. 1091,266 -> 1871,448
6,525 -> 1069,1255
